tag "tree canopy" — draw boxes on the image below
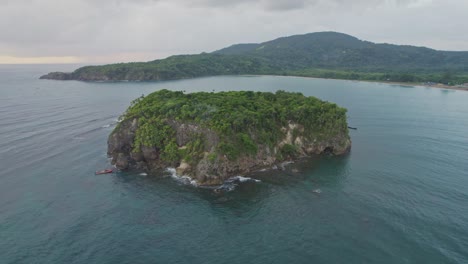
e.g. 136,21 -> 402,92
120,90 -> 348,162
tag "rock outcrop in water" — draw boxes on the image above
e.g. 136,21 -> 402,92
107,90 -> 351,185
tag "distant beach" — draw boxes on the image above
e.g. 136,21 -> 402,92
244,74 -> 468,92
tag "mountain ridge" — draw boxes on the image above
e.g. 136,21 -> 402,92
215,31 -> 468,72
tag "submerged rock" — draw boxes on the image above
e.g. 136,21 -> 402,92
107,90 -> 351,185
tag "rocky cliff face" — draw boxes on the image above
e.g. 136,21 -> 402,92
108,117 -> 351,186
107,90 -> 351,185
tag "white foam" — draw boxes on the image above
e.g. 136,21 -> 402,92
139,173 -> 148,176
166,168 -> 198,186
164,169 -> 260,189
101,124 -> 111,128
229,176 -> 261,183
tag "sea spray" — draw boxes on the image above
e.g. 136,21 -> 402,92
165,168 -> 261,190
166,168 -> 198,186
216,176 -> 262,192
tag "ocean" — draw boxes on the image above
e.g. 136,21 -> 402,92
1,65 -> 467,263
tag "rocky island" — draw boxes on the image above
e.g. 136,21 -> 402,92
108,90 -> 351,185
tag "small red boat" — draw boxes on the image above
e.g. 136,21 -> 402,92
95,169 -> 113,175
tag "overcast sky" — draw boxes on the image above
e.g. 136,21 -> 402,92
0,0 -> 467,64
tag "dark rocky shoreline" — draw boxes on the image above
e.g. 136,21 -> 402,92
108,118 -> 351,186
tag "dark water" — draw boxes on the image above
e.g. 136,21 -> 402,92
1,65 -> 468,264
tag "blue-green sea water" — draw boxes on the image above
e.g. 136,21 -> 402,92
1,65 -> 467,264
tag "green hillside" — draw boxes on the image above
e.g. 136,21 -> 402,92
40,32 -> 468,85
216,32 -> 468,73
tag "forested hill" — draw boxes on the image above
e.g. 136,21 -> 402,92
40,32 -> 468,84
215,32 -> 468,73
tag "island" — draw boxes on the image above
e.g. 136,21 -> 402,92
41,32 -> 468,86
108,90 -> 351,185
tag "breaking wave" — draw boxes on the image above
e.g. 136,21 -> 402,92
165,168 -> 261,191
165,168 -> 198,186
216,176 -> 261,192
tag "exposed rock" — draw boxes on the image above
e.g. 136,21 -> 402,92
107,118 -> 141,170
176,161 -> 191,175
167,120 -> 219,151
107,117 -> 350,185
115,153 -> 129,169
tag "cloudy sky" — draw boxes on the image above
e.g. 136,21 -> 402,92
0,0 -> 467,64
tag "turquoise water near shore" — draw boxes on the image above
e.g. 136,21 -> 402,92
1,65 -> 467,263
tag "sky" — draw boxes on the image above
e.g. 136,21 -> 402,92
0,0 -> 467,64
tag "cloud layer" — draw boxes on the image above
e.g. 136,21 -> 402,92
0,0 -> 466,63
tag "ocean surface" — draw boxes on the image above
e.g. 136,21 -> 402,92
1,64 -> 467,264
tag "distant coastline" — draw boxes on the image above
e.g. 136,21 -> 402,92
351,78 -> 468,92
40,70 -> 468,92
237,74 -> 468,92
378,81 -> 468,91
39,32 -> 468,88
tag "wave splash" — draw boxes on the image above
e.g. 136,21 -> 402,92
165,168 -> 261,191
166,168 -> 198,186
217,176 -> 262,192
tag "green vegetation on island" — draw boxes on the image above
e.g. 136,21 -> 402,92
108,90 -> 351,185
123,89 -> 348,160
41,32 -> 468,86
66,54 -> 277,81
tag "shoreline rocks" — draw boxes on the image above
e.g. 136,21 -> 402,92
108,118 -> 351,186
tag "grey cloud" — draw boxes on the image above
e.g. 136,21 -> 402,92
263,0 -> 311,11
0,0 -> 466,63
65,0 -> 434,11
189,0 -> 311,11
119,0 -> 433,10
